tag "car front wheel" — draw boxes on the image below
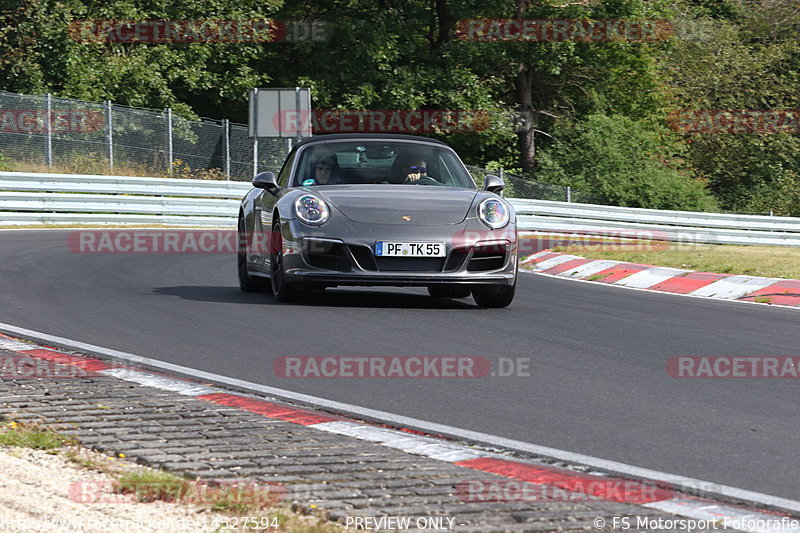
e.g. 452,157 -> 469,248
238,216 -> 268,292
270,220 -> 298,302
472,281 -> 516,308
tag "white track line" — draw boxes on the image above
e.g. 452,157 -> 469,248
100,368 -> 222,396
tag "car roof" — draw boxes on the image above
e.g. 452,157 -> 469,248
293,133 -> 448,148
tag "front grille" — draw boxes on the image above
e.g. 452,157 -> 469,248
349,245 -> 378,271
302,240 -> 351,271
444,247 -> 469,271
467,244 -> 508,272
375,257 -> 446,272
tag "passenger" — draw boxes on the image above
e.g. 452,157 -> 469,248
302,153 -> 341,185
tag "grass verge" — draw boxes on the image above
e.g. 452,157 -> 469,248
0,418 -> 360,531
0,420 -> 77,450
549,243 -> 800,279
111,469 -> 347,531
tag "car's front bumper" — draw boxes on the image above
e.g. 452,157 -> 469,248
288,271 -> 515,287
280,219 -> 518,287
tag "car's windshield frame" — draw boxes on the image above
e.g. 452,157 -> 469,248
289,138 -> 477,189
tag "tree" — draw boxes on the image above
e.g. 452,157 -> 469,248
0,0 -> 283,118
535,113 -> 717,210
660,0 -> 800,214
447,0 -> 676,174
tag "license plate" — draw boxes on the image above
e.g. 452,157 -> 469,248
375,241 -> 446,257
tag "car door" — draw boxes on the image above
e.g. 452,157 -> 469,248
253,150 -> 297,268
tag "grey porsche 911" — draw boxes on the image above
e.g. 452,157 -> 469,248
237,133 -> 518,307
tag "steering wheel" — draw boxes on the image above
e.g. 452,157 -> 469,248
405,176 -> 443,186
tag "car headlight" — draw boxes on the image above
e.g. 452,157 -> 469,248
477,198 -> 510,229
294,194 -> 330,225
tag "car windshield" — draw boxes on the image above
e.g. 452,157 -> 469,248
292,141 -> 476,189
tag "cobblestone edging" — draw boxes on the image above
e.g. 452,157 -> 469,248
0,338 -> 792,533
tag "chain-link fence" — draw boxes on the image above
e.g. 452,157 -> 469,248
465,165 -> 604,204
0,90 -> 289,181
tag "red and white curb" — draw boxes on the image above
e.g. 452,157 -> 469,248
1,333 -> 799,531
522,251 -> 800,308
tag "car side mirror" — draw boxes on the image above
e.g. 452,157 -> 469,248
484,175 -> 504,194
252,172 -> 278,191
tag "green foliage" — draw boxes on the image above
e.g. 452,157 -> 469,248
536,114 -> 717,211
660,0 -> 800,214
0,0 -> 282,117
0,421 -> 76,450
687,133 -> 800,216
0,152 -> 13,171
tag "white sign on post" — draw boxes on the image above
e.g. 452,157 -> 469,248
249,87 -> 311,138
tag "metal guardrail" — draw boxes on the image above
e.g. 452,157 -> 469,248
511,199 -> 800,231
509,199 -> 800,246
2,171 -> 800,245
0,171 -> 250,227
0,171 -> 252,197
0,193 -> 240,217
0,212 -> 236,227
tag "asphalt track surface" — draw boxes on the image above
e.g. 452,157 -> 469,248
1,230 -> 798,501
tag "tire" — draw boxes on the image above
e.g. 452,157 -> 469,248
270,220 -> 299,302
428,285 -> 472,299
238,216 -> 268,292
472,281 -> 516,308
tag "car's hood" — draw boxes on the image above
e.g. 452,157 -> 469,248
316,186 -> 479,225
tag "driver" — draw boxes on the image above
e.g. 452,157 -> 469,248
403,158 -> 429,183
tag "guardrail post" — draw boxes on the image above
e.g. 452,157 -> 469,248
222,119 -> 230,178
44,93 -> 52,168
295,86 -> 303,143
566,186 -> 571,203
166,108 -> 174,176
253,138 -> 258,177
105,101 -> 113,171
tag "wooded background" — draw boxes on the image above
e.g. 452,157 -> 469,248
2,0 -> 799,213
